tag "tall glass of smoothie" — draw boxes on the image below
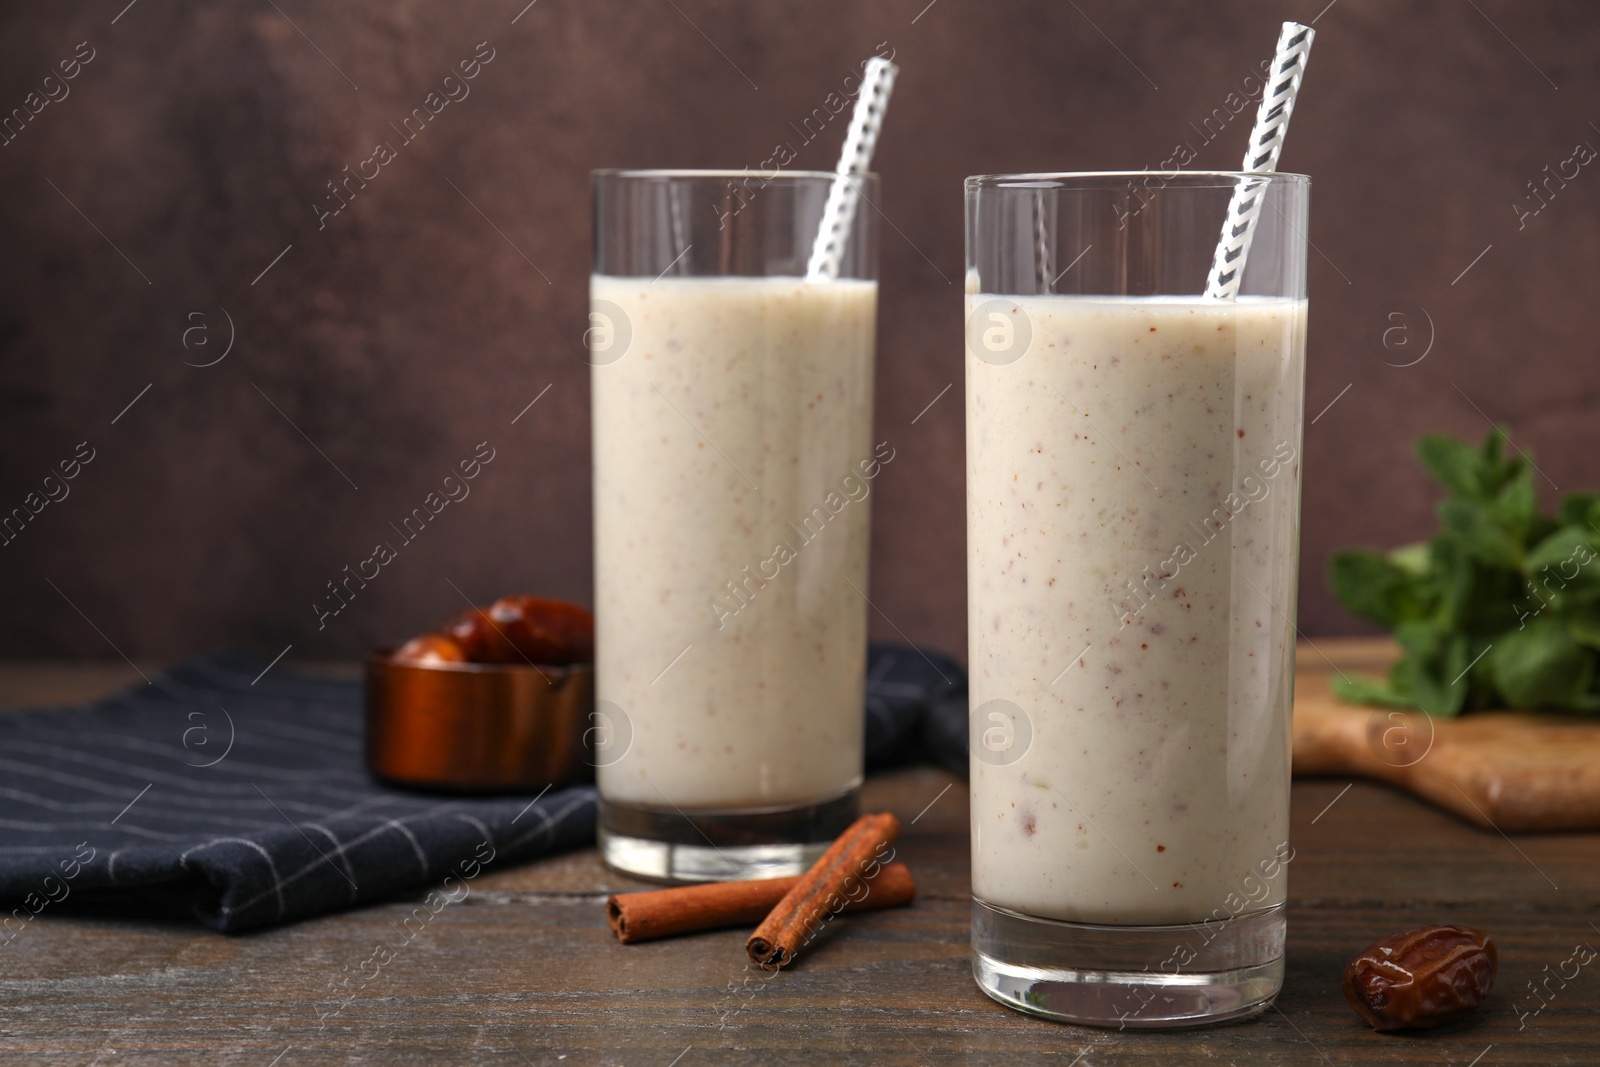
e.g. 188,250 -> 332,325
965,172 -> 1308,1026
590,170 -> 879,882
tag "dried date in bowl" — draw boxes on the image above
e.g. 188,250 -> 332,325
1343,924 -> 1497,1031
399,597 -> 595,667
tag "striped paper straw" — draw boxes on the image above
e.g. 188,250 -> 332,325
1204,22 -> 1315,300
806,56 -> 898,282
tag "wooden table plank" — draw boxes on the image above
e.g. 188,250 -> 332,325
1,654 -> 1596,1063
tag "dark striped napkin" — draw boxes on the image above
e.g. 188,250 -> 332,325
0,645 -> 963,933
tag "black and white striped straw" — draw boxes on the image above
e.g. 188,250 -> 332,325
1204,22 -> 1315,300
806,56 -> 899,282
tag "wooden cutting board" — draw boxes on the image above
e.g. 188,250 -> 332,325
1293,642 -> 1600,832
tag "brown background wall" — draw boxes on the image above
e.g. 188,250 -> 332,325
1,0 -> 1597,662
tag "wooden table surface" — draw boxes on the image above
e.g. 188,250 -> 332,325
2,644 -> 1596,1065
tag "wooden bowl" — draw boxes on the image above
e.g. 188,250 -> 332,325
365,653 -> 594,792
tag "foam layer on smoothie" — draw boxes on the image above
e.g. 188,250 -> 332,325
593,275 -> 877,809
967,294 -> 1306,925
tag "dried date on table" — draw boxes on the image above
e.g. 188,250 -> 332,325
1343,924 -> 1497,1031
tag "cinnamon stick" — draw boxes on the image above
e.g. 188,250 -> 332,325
746,811 -> 901,970
607,862 -> 914,945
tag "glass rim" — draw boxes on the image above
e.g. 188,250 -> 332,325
594,168 -> 879,183
964,170 -> 1310,190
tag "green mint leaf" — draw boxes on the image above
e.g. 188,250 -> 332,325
1488,465 -> 1536,539
1560,491 -> 1600,530
1429,535 -> 1476,631
1526,526 -> 1600,592
1481,426 -> 1505,465
1568,613 -> 1600,652
1331,673 -> 1411,707
1329,549 -> 1426,627
1439,498 -> 1524,569
1439,633 -> 1472,715
1489,617 -> 1594,709
1479,426 -> 1522,494
1392,651 -> 1458,716
1528,513 -> 1563,549
1388,542 -> 1431,576
1418,433 -> 1487,499
1393,617 -> 1442,657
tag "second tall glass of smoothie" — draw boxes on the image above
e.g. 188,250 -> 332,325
965,172 -> 1308,1027
590,170 -> 879,882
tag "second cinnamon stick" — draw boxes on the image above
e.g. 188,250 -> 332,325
746,811 -> 901,970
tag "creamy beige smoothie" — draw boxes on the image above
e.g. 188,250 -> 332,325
593,275 -> 878,811
967,293 -> 1306,925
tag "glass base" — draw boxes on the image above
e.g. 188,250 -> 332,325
598,787 -> 860,883
971,898 -> 1285,1029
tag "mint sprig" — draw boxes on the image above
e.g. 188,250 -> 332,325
1328,428 -> 1600,715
